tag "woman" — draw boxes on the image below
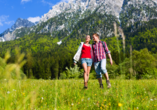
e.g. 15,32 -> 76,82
73,35 -> 93,89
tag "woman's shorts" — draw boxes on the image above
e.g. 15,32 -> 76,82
81,58 -> 93,66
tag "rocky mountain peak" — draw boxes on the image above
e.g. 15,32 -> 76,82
11,18 -> 35,31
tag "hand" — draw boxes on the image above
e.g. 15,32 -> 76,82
110,59 -> 113,65
74,63 -> 76,65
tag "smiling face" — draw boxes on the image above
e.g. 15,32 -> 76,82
92,34 -> 99,42
86,35 -> 91,42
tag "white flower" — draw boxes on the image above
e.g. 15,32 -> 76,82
150,99 -> 153,101
71,103 -> 74,106
88,98 -> 90,100
41,97 -> 44,100
7,91 -> 10,94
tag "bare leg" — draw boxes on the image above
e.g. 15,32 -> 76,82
87,66 -> 91,82
103,72 -> 111,88
103,72 -> 109,80
82,63 -> 88,87
98,78 -> 102,84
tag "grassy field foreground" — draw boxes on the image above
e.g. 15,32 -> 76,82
0,79 -> 157,110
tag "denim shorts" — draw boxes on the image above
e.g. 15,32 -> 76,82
81,58 -> 93,66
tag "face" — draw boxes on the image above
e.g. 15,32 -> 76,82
92,35 -> 97,41
86,35 -> 91,42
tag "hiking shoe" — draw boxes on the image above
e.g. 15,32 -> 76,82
106,80 -> 111,88
84,86 -> 88,89
100,84 -> 104,89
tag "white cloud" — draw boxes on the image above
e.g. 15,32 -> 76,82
21,0 -> 31,3
41,0 -> 70,7
28,16 -> 41,23
60,0 -> 70,3
0,15 -> 9,26
0,22 -> 3,26
41,0 -> 53,7
5,21 -> 14,25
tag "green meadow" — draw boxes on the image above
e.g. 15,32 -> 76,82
0,79 -> 157,110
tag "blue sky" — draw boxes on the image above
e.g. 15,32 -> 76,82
0,0 -> 68,33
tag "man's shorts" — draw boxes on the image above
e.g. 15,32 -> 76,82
94,59 -> 107,78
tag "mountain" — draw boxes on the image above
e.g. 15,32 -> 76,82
1,0 -> 157,43
0,18 -> 35,41
39,0 -> 123,22
11,18 -> 35,31
120,0 -> 157,29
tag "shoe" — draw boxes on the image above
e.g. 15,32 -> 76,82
84,82 -> 88,89
100,84 -> 104,89
84,86 -> 88,89
106,80 -> 111,88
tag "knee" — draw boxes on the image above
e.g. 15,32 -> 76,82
101,68 -> 107,74
87,70 -> 90,74
96,74 -> 102,78
84,70 -> 87,74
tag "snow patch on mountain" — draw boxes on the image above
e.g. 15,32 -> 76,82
28,16 -> 41,23
0,37 -> 5,42
57,40 -> 62,45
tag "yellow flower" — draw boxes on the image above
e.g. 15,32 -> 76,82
118,103 -> 122,107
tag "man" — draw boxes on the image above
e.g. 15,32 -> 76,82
92,33 -> 113,88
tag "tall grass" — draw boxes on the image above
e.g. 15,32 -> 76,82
0,79 -> 157,109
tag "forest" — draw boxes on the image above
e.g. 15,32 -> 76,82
0,17 -> 157,79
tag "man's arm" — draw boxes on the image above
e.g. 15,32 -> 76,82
108,53 -> 113,65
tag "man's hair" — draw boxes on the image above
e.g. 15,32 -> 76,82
92,33 -> 99,38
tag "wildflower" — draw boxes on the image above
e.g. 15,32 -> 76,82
118,103 -> 122,107
71,103 -> 74,106
88,98 -> 90,100
41,97 -> 44,100
7,91 -> 10,94
150,99 -> 153,101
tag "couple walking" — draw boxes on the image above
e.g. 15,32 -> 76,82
73,33 -> 113,89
